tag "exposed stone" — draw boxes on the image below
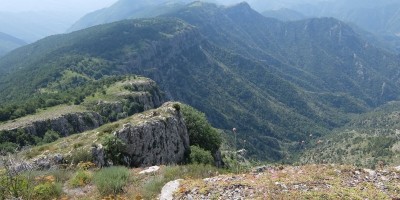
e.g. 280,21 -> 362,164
160,179 -> 183,200
114,102 -> 190,167
139,166 -> 160,174
31,154 -> 66,170
213,150 -> 225,168
1,111 -> 103,138
364,169 -> 377,178
91,144 -> 105,167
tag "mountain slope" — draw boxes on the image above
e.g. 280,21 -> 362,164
286,0 -> 400,52
291,0 -> 400,36
67,0 -> 194,32
261,8 -> 306,21
167,2 -> 400,105
2,2 -> 400,161
0,32 -> 26,57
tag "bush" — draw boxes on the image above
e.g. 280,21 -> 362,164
32,182 -> 62,200
50,169 -> 72,183
94,166 -> 130,196
102,135 -> 126,165
0,173 -> 30,199
0,142 -> 19,154
69,170 -> 92,188
181,104 -> 222,153
68,149 -> 93,165
42,130 -> 60,144
190,146 -> 214,165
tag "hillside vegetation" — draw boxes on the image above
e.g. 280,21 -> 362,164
1,2 -> 400,163
0,32 -> 26,57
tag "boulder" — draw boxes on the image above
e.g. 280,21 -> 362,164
160,179 -> 183,200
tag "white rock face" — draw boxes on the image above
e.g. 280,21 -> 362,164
139,166 -> 160,174
160,179 -> 182,200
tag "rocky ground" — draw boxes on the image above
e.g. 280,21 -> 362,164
171,165 -> 400,200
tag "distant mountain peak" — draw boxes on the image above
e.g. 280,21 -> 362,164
226,1 -> 252,11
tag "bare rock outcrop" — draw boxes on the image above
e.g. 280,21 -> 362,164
111,102 -> 190,167
1,111 -> 103,138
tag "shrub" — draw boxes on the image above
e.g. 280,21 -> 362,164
102,134 -> 126,165
77,162 -> 96,170
32,182 -> 62,200
0,173 -> 30,199
24,148 -> 41,159
50,169 -> 72,183
190,146 -> 214,165
94,166 -> 130,196
0,142 -> 19,154
69,170 -> 92,188
42,130 -> 60,144
68,149 -> 93,165
181,105 -> 222,153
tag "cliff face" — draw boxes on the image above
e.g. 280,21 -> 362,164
1,111 -> 103,138
113,102 -> 190,167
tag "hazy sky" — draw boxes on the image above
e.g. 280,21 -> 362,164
0,0 -> 118,13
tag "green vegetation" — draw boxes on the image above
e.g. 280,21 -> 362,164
101,134 -> 127,165
189,145 -> 214,165
68,149 -> 93,165
0,32 -> 26,57
69,170 -> 92,188
0,75 -> 163,154
0,75 -> 124,123
300,102 -> 400,167
41,130 -> 60,144
1,1 -> 400,163
0,157 -> 63,200
32,182 -> 62,200
181,104 -> 222,154
94,166 -> 130,196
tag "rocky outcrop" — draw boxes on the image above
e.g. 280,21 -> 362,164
160,179 -> 183,200
91,144 -> 106,167
1,111 -> 103,138
92,78 -> 166,121
213,150 -> 225,168
105,102 -> 190,167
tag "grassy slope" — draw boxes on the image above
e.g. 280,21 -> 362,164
0,105 -> 86,130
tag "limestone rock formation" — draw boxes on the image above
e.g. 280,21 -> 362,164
1,111 -> 103,138
114,102 -> 190,167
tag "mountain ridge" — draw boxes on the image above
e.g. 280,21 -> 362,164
0,32 -> 26,57
1,2 -> 400,162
